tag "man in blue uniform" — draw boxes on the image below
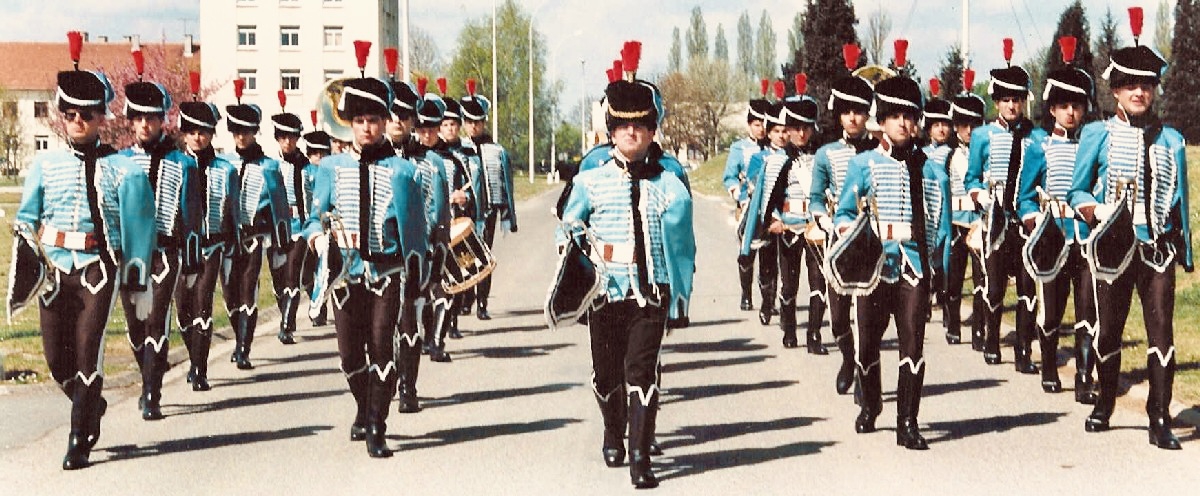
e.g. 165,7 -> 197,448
741,94 -> 789,326
461,80 -> 516,320
833,74 -> 950,451
965,51 -> 1046,370
269,99 -> 317,345
559,70 -> 695,489
724,89 -> 770,311
13,36 -> 155,468
176,73 -> 242,393
305,73 -> 429,458
303,128 -> 334,326
939,93 -> 988,348
1068,43 -> 1191,449
118,70 -> 201,421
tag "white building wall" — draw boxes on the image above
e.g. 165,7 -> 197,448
200,0 -> 398,154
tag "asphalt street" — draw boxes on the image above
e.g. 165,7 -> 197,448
2,185 -> 1197,494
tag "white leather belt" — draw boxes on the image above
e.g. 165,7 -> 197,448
40,226 -> 100,250
952,195 -> 974,212
599,242 -> 636,264
783,199 -> 809,214
333,229 -> 361,248
878,222 -> 912,241
1132,203 -> 1150,225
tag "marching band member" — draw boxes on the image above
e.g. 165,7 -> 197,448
12,32 -> 155,468
833,69 -> 950,450
740,85 -> 789,327
558,42 -> 695,488
414,85 -> 461,362
965,39 -> 1045,371
461,79 -> 517,320
438,80 -> 485,321
303,67 -> 430,457
117,52 -> 202,421
269,93 -> 317,345
810,44 -> 875,395
921,89 -> 952,318
1016,36 -> 1098,398
303,122 -> 334,327
220,81 -> 291,371
176,72 -> 241,393
940,89 -> 989,348
1068,23 -> 1191,449
725,81 -> 771,311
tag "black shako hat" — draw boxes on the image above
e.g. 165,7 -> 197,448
950,94 -> 986,126
124,81 -> 171,117
988,66 -> 1031,100
303,130 -> 332,155
872,77 -> 923,122
338,77 -> 393,120
1103,45 -> 1166,88
763,100 -> 787,131
782,96 -> 819,129
390,80 -> 420,119
1043,67 -> 1094,107
828,76 -> 873,116
272,112 -> 304,138
604,79 -> 662,132
225,103 -> 262,133
923,98 -> 952,123
56,70 -> 114,114
441,98 -> 462,122
179,101 -> 221,134
417,93 -> 446,128
747,98 -> 771,123
460,95 -> 490,121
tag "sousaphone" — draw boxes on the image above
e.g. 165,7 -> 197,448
315,78 -> 355,143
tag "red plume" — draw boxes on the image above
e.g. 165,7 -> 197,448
436,77 -> 447,95
384,47 -> 399,77
310,109 -> 318,127
893,39 -> 908,67
929,78 -> 941,97
466,78 -> 477,96
1129,7 -> 1144,39
621,41 -> 642,75
233,78 -> 245,104
842,44 -> 860,71
1059,36 -> 1077,64
612,60 -> 623,79
1002,38 -> 1014,64
773,80 -> 786,100
605,68 -> 616,83
417,77 -> 428,95
353,40 -> 371,72
67,31 -> 83,66
277,90 -> 287,110
760,79 -> 769,97
131,48 -> 145,78
189,71 -> 200,97
794,73 -> 807,95
963,68 -> 976,91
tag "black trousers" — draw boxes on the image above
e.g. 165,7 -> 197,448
737,240 -> 779,309
41,260 -> 118,388
269,240 -> 308,334
474,207 -> 502,303
121,247 -> 180,358
589,299 -> 668,401
943,224 -> 984,336
1037,244 -> 1096,343
856,277 -> 929,416
176,246 -> 226,372
222,242 -> 265,328
778,235 -> 827,333
982,224 -> 1036,356
333,276 -> 402,425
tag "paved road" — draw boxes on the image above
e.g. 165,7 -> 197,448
2,187 -> 1197,494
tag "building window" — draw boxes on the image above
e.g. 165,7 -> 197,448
33,101 -> 49,118
281,70 -> 301,92
323,26 -> 343,48
1,101 -> 16,118
323,69 -> 344,82
238,25 -> 257,47
238,70 -> 258,92
35,135 -> 50,151
280,26 -> 299,48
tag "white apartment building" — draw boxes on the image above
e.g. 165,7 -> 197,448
200,0 -> 400,152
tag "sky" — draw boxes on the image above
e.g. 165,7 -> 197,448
0,0 -> 1176,109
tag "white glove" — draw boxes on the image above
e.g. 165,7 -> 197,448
973,190 -> 992,209
269,249 -> 287,269
310,234 -> 330,255
1094,204 -> 1117,222
184,274 -> 198,289
727,186 -> 739,199
130,289 -> 153,321
817,215 -> 833,231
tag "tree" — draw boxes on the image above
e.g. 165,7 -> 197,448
1043,1 -> 1097,119
1163,0 -> 1200,141
445,0 -> 551,170
862,8 -> 892,65
658,58 -> 749,161
1155,0 -> 1174,60
714,24 -> 729,62
936,44 -> 966,98
786,0 -> 860,134
669,27 -> 683,72
1093,6 -> 1122,116
755,10 -> 778,79
409,25 -> 442,76
736,10 -> 755,75
685,6 -> 709,62
0,85 -> 28,179
787,12 -> 805,61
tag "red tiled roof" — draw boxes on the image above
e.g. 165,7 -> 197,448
0,41 -> 199,92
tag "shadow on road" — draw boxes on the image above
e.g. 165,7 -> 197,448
663,380 -> 797,405
662,338 -> 767,354
396,418 -> 583,451
675,318 -> 744,329
924,412 -> 1067,443
659,416 -> 825,451
663,355 -> 771,374
497,308 -> 545,317
97,425 -> 334,463
463,324 -> 547,337
422,382 -> 582,409
213,367 -> 341,388
658,439 -> 836,482
919,378 -> 1007,399
451,343 -> 574,360
252,351 -> 341,367
165,389 -> 347,417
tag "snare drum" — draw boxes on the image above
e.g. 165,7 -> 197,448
443,217 -> 497,294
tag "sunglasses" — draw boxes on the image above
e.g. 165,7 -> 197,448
62,109 -> 98,122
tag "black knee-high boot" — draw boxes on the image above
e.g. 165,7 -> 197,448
895,365 -> 928,450
1074,329 -> 1097,404
627,391 -> 659,489
596,387 -> 627,467
943,295 -> 962,344
738,256 -> 753,310
277,291 -> 297,344
780,303 -> 798,349
1146,355 -> 1181,450
190,324 -> 213,391
365,367 -> 395,458
1086,353 -> 1121,432
984,304 -> 1003,365
855,365 -> 882,433
63,379 -> 102,470
396,307 -> 423,413
347,372 -> 368,441
140,344 -> 166,420
1039,326 -> 1061,392
1013,301 -> 1038,374
833,324 -> 855,395
805,296 -> 828,355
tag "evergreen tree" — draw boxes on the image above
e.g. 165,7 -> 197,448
1043,1 -> 1096,82
1163,0 -> 1200,141
736,10 -> 755,75
790,0 -> 860,134
936,44 -> 966,98
787,12 -> 804,60
714,24 -> 730,62
685,6 -> 709,62
669,27 -> 682,72
1155,0 -> 1173,60
755,10 -> 778,79
1093,7 -> 1122,117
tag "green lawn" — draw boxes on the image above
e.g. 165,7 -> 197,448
690,152 -> 730,198
512,169 -> 561,202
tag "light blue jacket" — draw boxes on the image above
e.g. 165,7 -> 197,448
1017,127 -> 1089,243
